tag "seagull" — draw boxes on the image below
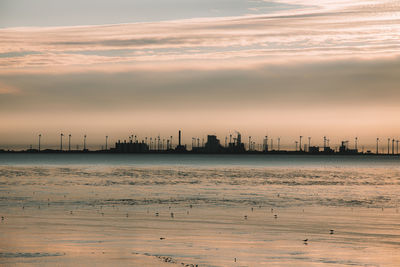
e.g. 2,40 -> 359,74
330,230 -> 334,234
160,237 -> 165,240
303,238 -> 308,242
244,215 -> 248,220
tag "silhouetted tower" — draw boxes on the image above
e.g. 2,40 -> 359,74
237,133 -> 242,144
68,134 -> 71,151
299,136 -> 303,152
295,141 -> 298,151
248,136 -> 251,151
60,133 -> 64,151
225,136 -> 227,147
323,136 -> 327,148
38,134 -> 41,152
355,137 -> 358,151
397,140 -> 399,155
278,137 -> 280,151
270,138 -> 273,151
105,136 -> 108,150
387,138 -> 390,154
308,137 -> 311,151
84,134 -> 87,151
376,138 -> 379,155
263,136 -> 268,152
229,134 -> 232,144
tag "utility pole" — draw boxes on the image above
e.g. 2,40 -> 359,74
278,137 -> 280,151
84,134 -> 87,151
392,139 -> 395,155
387,138 -> 390,154
299,136 -> 303,152
376,138 -> 379,155
308,137 -> 311,151
60,133 -> 64,151
105,136 -> 108,150
38,134 -> 41,152
295,141 -> 298,151
68,134 -> 71,151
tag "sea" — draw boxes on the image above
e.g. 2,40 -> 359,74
0,154 -> 399,266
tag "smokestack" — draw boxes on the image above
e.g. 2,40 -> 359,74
179,130 -> 181,146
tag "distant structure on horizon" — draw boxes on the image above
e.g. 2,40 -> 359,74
1,129 -> 399,156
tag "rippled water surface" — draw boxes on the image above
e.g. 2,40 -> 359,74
0,154 -> 399,266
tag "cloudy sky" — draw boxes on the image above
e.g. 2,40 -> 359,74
1,0 -> 400,149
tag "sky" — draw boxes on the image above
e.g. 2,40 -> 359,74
1,0 -> 400,149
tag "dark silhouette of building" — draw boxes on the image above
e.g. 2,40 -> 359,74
339,141 -> 358,154
226,132 -> 246,153
308,146 -> 320,153
204,135 -> 224,153
115,140 -> 149,153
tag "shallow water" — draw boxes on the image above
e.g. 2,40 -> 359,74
0,154 -> 399,266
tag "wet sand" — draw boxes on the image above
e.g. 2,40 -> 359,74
1,160 -> 400,266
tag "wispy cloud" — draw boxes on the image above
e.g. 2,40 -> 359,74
0,0 -> 399,72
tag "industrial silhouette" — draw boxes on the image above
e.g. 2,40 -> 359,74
1,130 -> 400,156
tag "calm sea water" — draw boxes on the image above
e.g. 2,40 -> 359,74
1,154 -> 399,266
1,153 -> 399,167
